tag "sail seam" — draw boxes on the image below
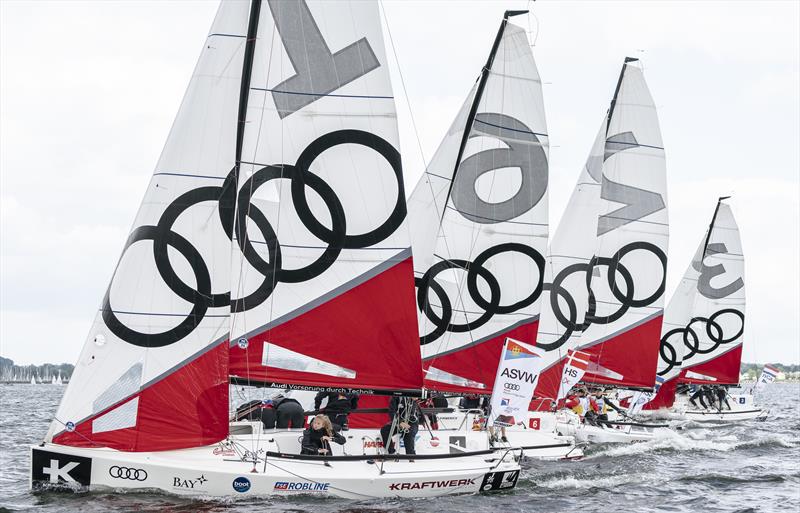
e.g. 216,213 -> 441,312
473,117 -> 548,137
251,86 -> 393,99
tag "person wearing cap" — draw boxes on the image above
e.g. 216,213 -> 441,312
272,392 -> 305,429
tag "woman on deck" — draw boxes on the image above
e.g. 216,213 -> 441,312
300,414 -> 346,455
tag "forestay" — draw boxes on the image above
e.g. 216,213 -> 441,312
409,16 -> 549,394
226,0 -> 423,393
577,58 -> 669,389
47,2 -> 252,451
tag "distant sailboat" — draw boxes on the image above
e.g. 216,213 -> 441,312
30,376 -> 36,385
641,198 -> 764,422
56,373 -> 63,385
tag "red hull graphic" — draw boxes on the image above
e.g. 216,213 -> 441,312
229,257 -> 423,392
54,342 -> 229,452
422,320 -> 539,395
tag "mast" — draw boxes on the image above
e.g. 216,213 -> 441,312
607,56 -> 638,131
443,10 -> 528,219
701,196 -> 732,262
235,0 -> 262,171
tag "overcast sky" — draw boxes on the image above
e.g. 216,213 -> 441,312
1,1 -> 798,365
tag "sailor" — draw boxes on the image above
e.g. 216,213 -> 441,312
714,386 -> 731,410
272,393 -> 305,428
314,391 -> 359,429
566,388 -> 589,416
234,399 -> 277,429
459,394 -> 482,410
300,414 -> 346,455
420,392 -> 447,430
583,388 -> 601,426
380,396 -> 422,455
689,385 -> 710,409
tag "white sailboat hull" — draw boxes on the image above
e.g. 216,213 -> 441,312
31,437 -> 521,499
424,410 -> 583,459
546,410 -> 672,444
638,393 -> 768,423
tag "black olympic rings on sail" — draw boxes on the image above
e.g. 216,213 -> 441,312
103,130 -> 404,348
537,241 -> 668,351
415,243 -> 545,346
657,308 -> 745,376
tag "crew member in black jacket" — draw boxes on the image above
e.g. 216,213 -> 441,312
380,396 -> 422,455
272,393 -> 304,428
314,391 -> 359,429
300,414 -> 346,455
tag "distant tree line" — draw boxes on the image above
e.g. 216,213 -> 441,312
740,362 -> 799,379
0,356 -> 74,382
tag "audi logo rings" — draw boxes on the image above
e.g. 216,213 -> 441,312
504,383 -> 521,391
108,466 -> 148,481
657,308 -> 744,375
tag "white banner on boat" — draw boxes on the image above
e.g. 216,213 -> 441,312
755,365 -> 779,390
488,338 -> 545,427
628,375 -> 666,414
556,349 -> 591,401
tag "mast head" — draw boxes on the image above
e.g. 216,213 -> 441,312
504,10 -> 529,20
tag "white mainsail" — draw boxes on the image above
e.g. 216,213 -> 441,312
227,0 -> 423,393
659,200 -> 745,385
47,1 -> 252,451
409,14 -> 549,394
576,58 -> 669,389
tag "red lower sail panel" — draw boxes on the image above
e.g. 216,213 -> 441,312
53,342 -> 229,452
229,257 -> 423,392
347,395 -> 391,429
532,359 -> 566,402
642,375 -> 679,410
679,345 -> 743,385
581,315 -> 663,389
421,320 -> 539,395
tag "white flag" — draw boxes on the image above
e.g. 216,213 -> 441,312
489,338 -> 545,427
755,364 -> 779,391
556,349 -> 591,401
628,375 -> 666,414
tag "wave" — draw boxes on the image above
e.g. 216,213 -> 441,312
586,430 -> 799,458
533,473 -> 652,490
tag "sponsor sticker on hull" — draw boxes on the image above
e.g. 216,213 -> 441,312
108,465 -> 148,482
274,481 -> 330,492
31,449 -> 92,490
232,476 -> 251,493
389,479 -> 476,491
480,470 -> 519,491
172,474 -> 207,489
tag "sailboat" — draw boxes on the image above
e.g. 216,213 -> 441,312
640,198 -> 764,422
30,0 -> 520,497
516,57 -> 672,444
56,373 -> 63,386
51,375 -> 58,385
405,10 -> 581,460
30,376 -> 36,385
